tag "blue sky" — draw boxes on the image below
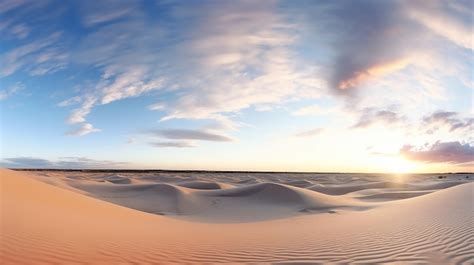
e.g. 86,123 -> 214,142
1,0 -> 473,172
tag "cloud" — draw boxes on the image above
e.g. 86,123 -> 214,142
423,111 -> 473,133
149,141 -> 195,148
0,0 -> 25,14
351,108 -> 403,129
304,1 -> 417,92
67,96 -> 97,124
0,82 -> 25,100
293,128 -> 323,138
0,32 -> 68,77
148,128 -> 234,142
10,23 -> 30,39
1,156 -> 128,168
2,0 -> 471,143
57,96 -> 81,107
99,68 -> 164,105
407,0 -> 472,50
0,157 -> 53,168
400,141 -> 474,164
58,0 -> 320,130
79,0 -> 138,27
300,0 -> 472,94
66,123 -> 100,136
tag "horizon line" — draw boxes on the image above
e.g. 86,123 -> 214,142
8,168 -> 473,175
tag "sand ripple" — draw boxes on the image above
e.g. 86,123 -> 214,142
1,169 -> 473,264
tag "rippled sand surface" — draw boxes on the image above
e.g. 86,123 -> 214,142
1,169 -> 473,264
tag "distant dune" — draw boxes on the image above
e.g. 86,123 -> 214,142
1,169 -> 473,264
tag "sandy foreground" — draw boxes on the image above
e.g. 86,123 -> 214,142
1,169 -> 473,264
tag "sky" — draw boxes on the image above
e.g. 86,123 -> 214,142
0,0 -> 473,173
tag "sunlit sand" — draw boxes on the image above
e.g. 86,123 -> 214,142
2,169 -> 473,264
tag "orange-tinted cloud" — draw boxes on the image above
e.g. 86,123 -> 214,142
338,58 -> 412,90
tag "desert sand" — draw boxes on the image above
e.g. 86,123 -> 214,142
1,169 -> 473,264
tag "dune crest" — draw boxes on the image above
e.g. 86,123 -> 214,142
63,179 -> 365,222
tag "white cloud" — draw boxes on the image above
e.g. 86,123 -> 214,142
0,32 -> 67,77
0,82 -> 25,100
406,1 -> 472,50
67,96 -> 97,124
99,68 -> 164,105
66,123 -> 100,136
59,0 -> 321,131
2,0 -> 471,147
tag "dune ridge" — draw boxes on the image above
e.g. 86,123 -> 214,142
64,180 -> 365,221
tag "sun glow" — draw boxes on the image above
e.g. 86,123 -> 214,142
373,156 -> 417,173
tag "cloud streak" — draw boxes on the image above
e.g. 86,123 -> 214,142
149,141 -> 195,148
1,156 -> 128,168
0,82 -> 24,100
149,129 -> 234,142
1,32 -> 68,77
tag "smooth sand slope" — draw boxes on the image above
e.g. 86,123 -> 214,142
1,169 -> 473,264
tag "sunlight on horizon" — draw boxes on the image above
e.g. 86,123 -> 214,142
372,156 -> 418,174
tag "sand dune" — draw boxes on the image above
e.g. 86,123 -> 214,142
1,169 -> 473,264
354,190 -> 435,201
308,181 -> 409,195
104,175 -> 133,184
63,179 -> 365,221
176,180 -> 233,190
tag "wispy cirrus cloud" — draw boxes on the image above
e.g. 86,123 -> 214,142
6,23 -> 30,39
0,82 -> 25,100
1,32 -> 68,77
0,0 -> 25,14
407,0 -> 472,50
79,0 -> 138,27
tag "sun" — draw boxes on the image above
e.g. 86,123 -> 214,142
373,156 -> 417,174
